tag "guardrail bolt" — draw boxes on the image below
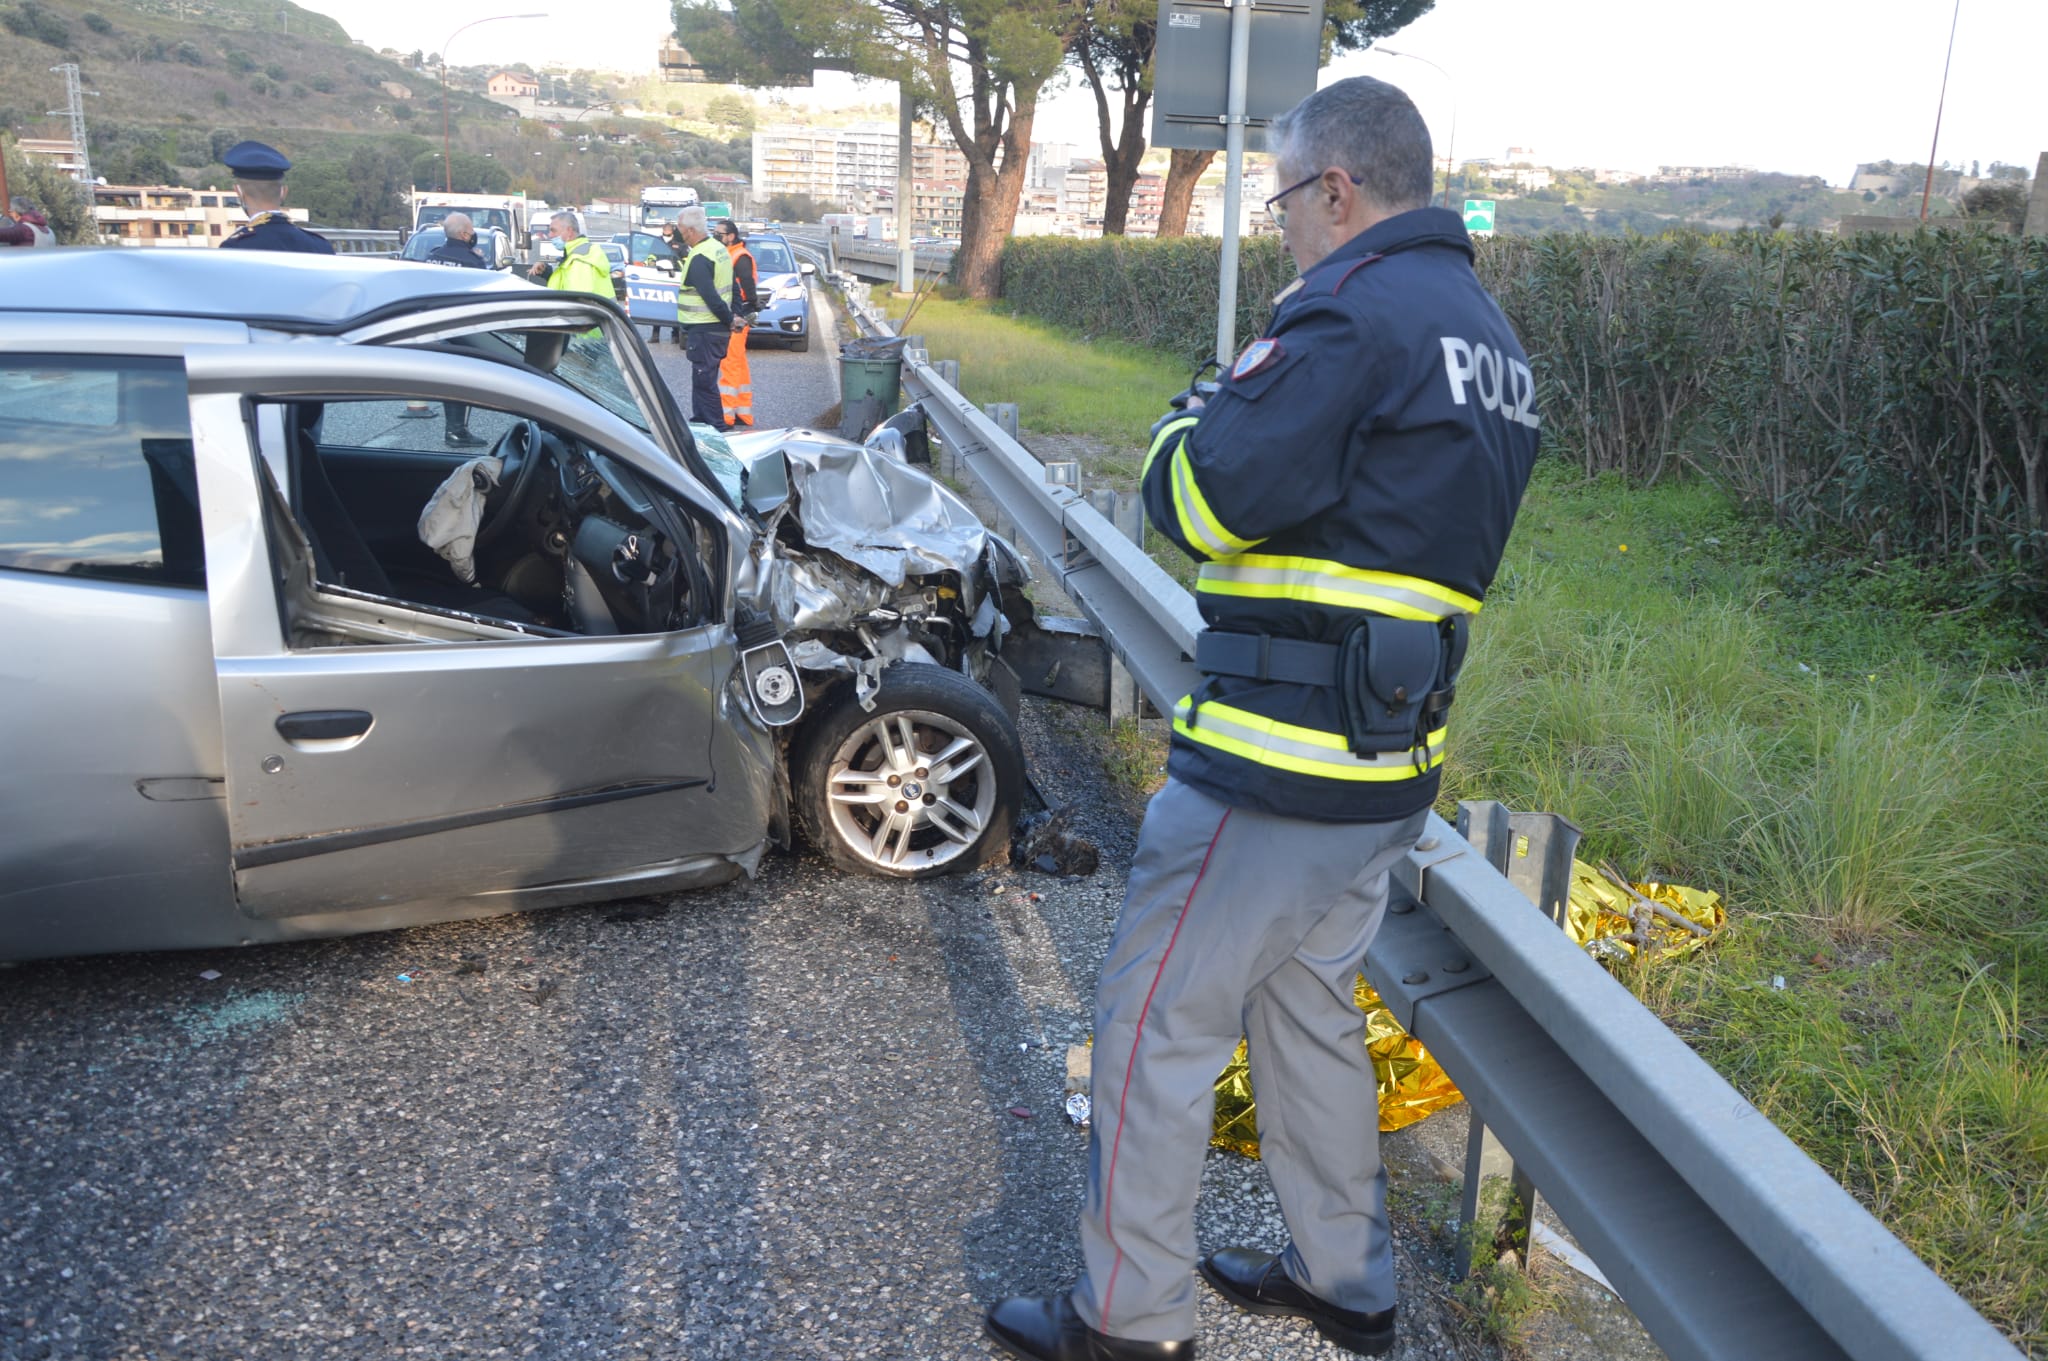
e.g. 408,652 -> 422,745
1402,970 -> 1430,985
1416,836 -> 1440,852
1443,958 -> 1471,975
1389,901 -> 1415,915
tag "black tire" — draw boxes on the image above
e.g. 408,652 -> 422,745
791,663 -> 1023,879
790,327 -> 811,353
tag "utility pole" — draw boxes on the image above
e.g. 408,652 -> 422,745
896,79 -> 914,293
47,63 -> 96,189
1213,0 -> 1252,368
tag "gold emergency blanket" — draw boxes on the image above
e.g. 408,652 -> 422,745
1210,861 -> 1725,1153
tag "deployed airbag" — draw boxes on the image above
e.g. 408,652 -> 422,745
417,455 -> 503,583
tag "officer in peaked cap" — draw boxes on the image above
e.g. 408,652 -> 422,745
218,141 -> 334,254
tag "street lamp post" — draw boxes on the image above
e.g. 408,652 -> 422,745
1375,46 -> 1457,210
441,12 -> 547,192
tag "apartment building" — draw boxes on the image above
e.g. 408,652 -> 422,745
91,184 -> 310,247
752,123 -> 900,211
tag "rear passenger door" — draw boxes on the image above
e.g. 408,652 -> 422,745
0,347 -> 233,959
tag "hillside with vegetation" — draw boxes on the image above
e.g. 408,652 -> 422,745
1472,170 -> 1873,234
0,0 -> 749,228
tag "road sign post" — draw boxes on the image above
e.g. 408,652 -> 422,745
1463,198 -> 1496,237
1151,0 -> 1325,368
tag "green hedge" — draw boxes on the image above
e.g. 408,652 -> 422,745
1000,230 -> 2048,614
1000,234 -> 1299,377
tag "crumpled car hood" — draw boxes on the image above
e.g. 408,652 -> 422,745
717,428 -> 992,587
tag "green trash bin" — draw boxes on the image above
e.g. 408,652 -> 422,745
839,335 -> 906,412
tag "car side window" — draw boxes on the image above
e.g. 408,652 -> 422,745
263,397 -> 712,645
0,356 -> 204,588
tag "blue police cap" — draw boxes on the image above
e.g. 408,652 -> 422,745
223,141 -> 292,181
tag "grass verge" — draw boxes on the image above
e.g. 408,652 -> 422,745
1452,465 -> 2048,1348
901,297 -> 2048,1350
880,291 -> 1190,447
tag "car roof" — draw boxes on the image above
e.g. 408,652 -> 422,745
0,250 -> 542,327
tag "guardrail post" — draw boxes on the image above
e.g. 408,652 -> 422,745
935,358 -> 960,389
1448,801 -> 1584,1280
983,402 -> 1020,441
1083,489 -> 1149,721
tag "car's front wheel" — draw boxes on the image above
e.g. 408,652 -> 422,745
792,664 -> 1022,878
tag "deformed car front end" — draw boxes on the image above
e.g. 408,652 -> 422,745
704,419 -> 1035,877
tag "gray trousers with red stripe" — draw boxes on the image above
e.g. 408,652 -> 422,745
1070,778 -> 1428,1343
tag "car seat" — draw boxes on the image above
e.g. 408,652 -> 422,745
287,403 -> 539,626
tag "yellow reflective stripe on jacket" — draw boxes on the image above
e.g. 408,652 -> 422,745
676,237 -> 734,326
1145,415 -> 1199,477
547,239 -> 614,299
1197,554 -> 1481,621
1170,443 -> 1263,559
1172,696 -> 1445,781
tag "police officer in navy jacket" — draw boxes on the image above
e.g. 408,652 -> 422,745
985,76 -> 1542,1361
217,141 -> 334,255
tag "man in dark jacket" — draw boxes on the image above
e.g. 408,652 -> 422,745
424,212 -> 490,447
985,76 -> 1543,1361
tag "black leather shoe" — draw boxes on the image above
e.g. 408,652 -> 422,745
984,1294 -> 1193,1360
444,427 -> 485,448
1197,1249 -> 1394,1356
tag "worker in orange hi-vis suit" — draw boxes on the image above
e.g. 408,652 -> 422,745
716,219 -> 759,428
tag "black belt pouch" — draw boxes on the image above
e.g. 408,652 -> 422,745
1336,616 -> 1442,755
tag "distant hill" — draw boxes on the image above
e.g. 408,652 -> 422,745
0,0 -> 506,161
0,0 -> 749,227
1470,171 -> 1913,236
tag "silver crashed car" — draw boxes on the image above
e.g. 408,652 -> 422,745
1,252 -> 1034,962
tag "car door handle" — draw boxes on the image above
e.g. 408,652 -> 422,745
275,710 -> 375,750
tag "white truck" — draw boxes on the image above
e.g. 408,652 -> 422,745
408,190 -> 534,266
638,185 -> 701,230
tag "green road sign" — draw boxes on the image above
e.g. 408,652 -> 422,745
1463,199 -> 1496,236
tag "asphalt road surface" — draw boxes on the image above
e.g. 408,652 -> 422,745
0,334 -> 1640,1361
0,699 -> 1527,1361
639,281 -> 844,434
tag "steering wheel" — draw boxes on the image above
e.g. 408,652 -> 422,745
475,418 -> 551,551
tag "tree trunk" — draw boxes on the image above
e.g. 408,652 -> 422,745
1098,116 -> 1147,235
953,100 -> 1037,298
1080,41 -> 1151,237
1156,147 -> 1216,237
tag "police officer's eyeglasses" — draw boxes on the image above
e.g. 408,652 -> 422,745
1264,171 -> 1364,229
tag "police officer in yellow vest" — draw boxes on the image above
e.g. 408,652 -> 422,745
528,209 -> 616,300
672,205 -> 737,428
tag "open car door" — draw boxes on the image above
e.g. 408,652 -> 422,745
183,343 -> 771,923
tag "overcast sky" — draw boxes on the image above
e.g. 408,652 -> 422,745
296,0 -> 2044,185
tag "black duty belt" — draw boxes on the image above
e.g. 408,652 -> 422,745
1194,630 -> 1342,685
1196,619 -> 1469,758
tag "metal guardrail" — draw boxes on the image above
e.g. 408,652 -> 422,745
783,227 -> 952,283
828,277 -> 2027,1361
315,227 -> 402,258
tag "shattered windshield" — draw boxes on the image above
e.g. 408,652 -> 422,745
554,331 -> 648,432
464,327 -> 650,434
